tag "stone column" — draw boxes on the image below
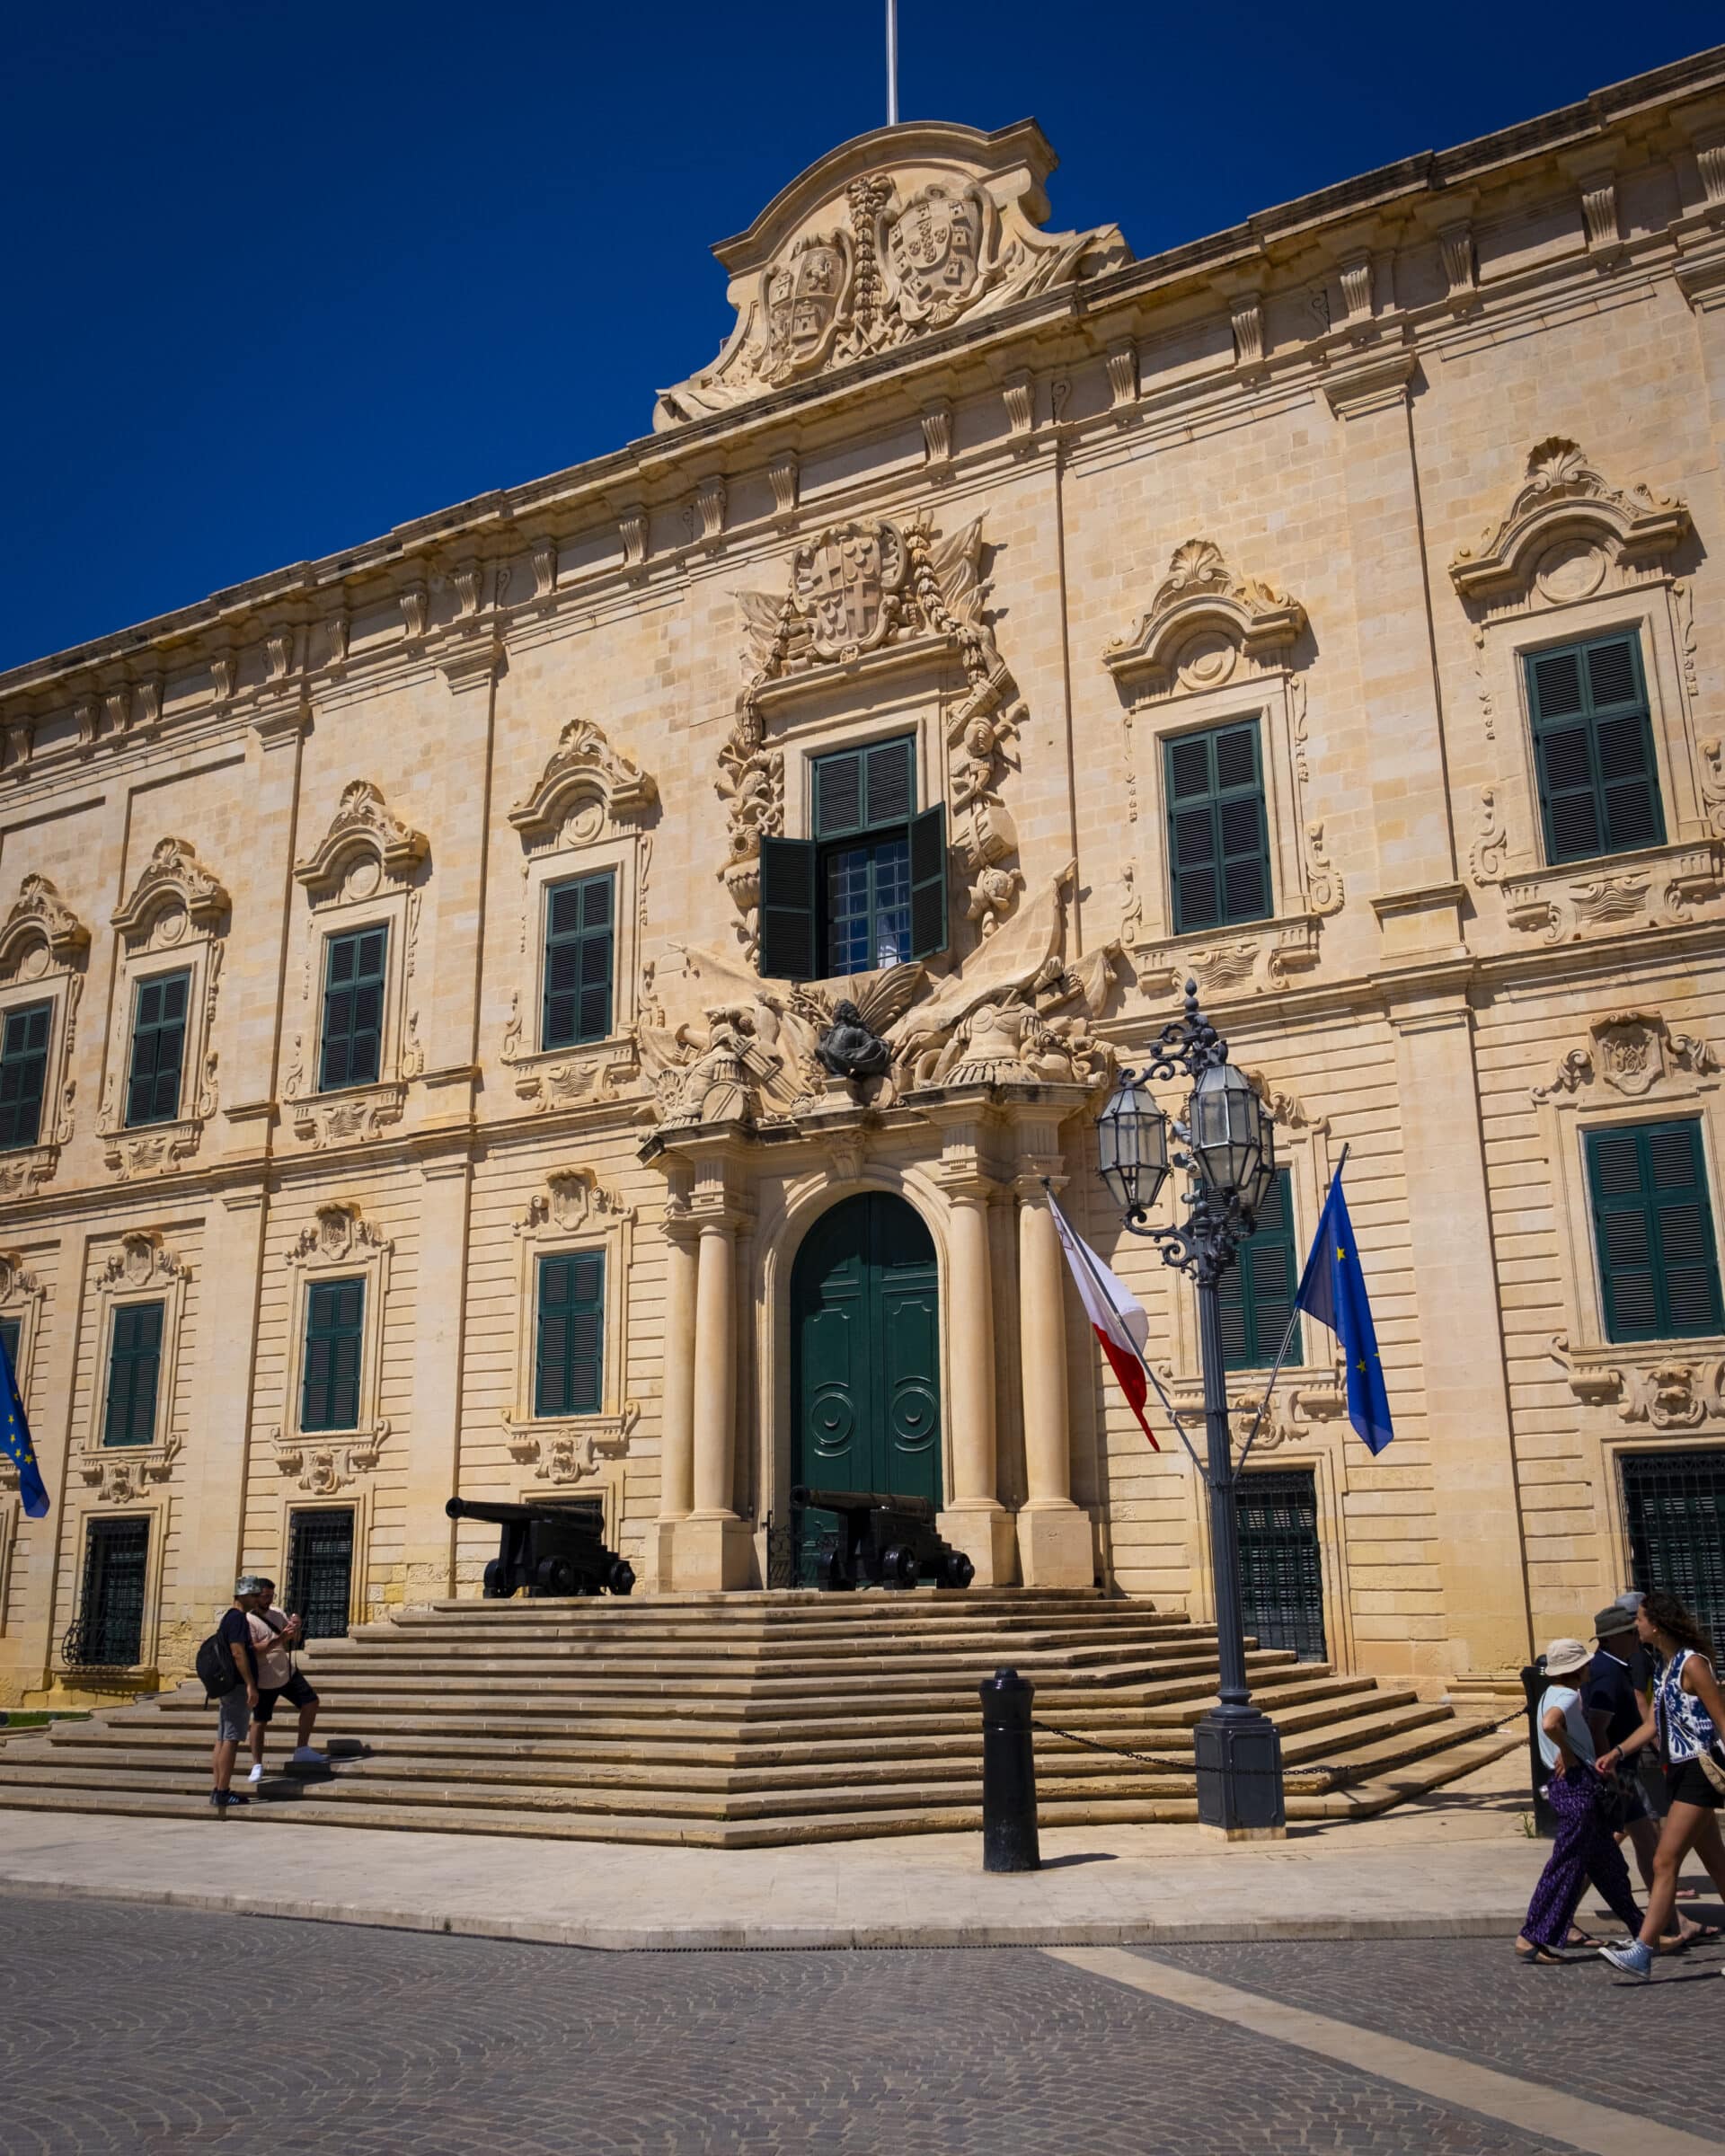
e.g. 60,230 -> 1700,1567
669,1205 -> 751,1589
1015,1171 -> 1093,1586
937,1175 -> 1015,1586
1391,992 -> 1531,1683
400,1153 -> 473,1605
652,1219 -> 698,1586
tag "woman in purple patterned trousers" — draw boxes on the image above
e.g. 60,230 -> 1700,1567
1516,1636 -> 1645,1965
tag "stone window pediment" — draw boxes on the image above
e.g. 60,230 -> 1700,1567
1450,437 -> 1691,606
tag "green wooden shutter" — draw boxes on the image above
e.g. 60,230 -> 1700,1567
126,970 -> 190,1127
758,836 -> 818,980
543,870 -> 615,1049
1165,720 -> 1271,935
1587,1120 -> 1723,1343
1217,1168 -> 1304,1371
535,1250 -> 605,1418
812,738 -> 914,841
320,926 -> 388,1091
0,1316 -> 20,1374
302,1277 -> 366,1432
103,1300 -> 164,1447
0,1001 -> 51,1152
1527,633 -> 1664,866
908,804 -> 949,961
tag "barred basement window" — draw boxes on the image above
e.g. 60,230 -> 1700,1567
319,925 -> 387,1091
72,1516 -> 149,1668
1586,1119 -> 1723,1344
535,1250 -> 605,1418
0,1002 -> 51,1152
1218,1168 -> 1304,1372
542,870 -> 615,1050
301,1277 -> 365,1433
757,736 -> 947,981
287,1507 -> 356,1640
1526,632 -> 1665,865
125,970 -> 190,1127
1163,719 -> 1272,936
1622,1449 -> 1725,1655
102,1300 -> 164,1448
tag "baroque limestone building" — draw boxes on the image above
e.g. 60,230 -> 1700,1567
4,49 -> 1725,1710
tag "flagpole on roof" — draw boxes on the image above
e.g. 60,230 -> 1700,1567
1235,1142 -> 1349,1474
886,0 -> 899,126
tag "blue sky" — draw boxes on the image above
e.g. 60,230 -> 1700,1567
2,4 -> 1703,671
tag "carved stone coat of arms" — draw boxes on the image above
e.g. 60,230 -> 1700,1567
879,182 -> 993,326
791,521 -> 907,659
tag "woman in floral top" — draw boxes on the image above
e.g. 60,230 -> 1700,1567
1597,1589 -> 1725,1978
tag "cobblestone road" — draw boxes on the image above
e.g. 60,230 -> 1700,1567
0,1892 -> 1714,2154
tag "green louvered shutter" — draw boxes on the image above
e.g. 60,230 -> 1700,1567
535,1250 -> 605,1418
543,870 -> 615,1049
302,1277 -> 365,1432
126,970 -> 190,1127
0,1002 -> 51,1152
320,927 -> 388,1091
1527,633 -> 1665,866
1217,1168 -> 1304,1371
907,803 -> 949,960
1587,1120 -> 1723,1344
758,836 -> 818,981
1165,720 -> 1272,935
103,1300 -> 164,1447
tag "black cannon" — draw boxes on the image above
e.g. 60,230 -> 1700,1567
446,1495 -> 635,1598
791,1485 -> 975,1591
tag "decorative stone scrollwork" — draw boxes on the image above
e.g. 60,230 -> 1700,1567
294,781 -> 429,900
653,122 -> 1129,429
111,838 -> 230,943
1450,437 -> 1692,605
506,1402 -> 641,1485
509,719 -> 656,842
1531,1012 -> 1720,1103
1552,1334 -> 1725,1428
0,874 -> 89,976
724,510 -> 1022,947
518,1168 -> 633,1237
1469,787 -> 1509,887
1101,539 -> 1307,702
1502,845 -> 1725,944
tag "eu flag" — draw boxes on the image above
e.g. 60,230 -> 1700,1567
0,1328 -> 48,1517
1294,1170 -> 1394,1455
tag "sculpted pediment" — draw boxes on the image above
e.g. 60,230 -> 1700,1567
654,119 -> 1129,430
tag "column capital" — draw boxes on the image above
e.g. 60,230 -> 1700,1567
1322,348 -> 1417,420
1013,1158 -> 1066,1200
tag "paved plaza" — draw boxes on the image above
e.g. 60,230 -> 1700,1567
0,1892 -> 1718,2155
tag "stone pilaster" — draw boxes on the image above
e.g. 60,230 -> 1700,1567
1014,1163 -> 1093,1587
174,1188 -> 269,1630
652,1215 -> 699,1588
399,1154 -> 473,1602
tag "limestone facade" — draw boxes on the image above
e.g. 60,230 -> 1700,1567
4,53 -> 1725,1704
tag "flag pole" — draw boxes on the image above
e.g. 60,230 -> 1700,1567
1234,1143 -> 1349,1475
886,0 -> 898,125
1041,1178 -> 1208,1480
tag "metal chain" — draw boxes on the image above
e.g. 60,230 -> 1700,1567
1031,1698 -> 1534,1790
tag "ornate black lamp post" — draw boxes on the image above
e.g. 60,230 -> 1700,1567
1096,981 -> 1287,1836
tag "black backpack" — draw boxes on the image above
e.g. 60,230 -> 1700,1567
196,1628 -> 240,1700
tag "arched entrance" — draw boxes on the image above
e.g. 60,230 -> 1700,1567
790,1192 -> 942,1581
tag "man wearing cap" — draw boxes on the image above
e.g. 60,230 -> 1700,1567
209,1577 -> 264,1814
1515,1636 -> 1645,1964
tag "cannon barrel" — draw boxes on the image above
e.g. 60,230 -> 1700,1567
446,1495 -> 605,1531
792,1485 -> 937,1523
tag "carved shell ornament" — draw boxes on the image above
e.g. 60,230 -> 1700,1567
653,121 -> 1129,430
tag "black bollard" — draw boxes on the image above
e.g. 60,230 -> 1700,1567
1520,1657 -> 1556,1840
980,1666 -> 1040,1872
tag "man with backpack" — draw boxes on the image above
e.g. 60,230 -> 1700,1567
207,1577 -> 264,1813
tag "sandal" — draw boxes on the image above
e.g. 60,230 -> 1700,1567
1563,1928 -> 1600,1948
1515,1941 -> 1565,1965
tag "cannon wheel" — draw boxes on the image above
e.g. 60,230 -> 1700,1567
607,1559 -> 636,1596
940,1548 -> 976,1590
482,1558 -> 509,1599
533,1555 -> 578,1597
880,1543 -> 921,1589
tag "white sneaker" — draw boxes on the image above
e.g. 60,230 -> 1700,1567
289,1745 -> 327,1765
246,1764 -> 264,1784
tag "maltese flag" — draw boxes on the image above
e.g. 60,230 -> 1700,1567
1048,1194 -> 1159,1452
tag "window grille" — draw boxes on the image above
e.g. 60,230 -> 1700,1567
1622,1449 -> 1725,1652
1236,1468 -> 1326,1663
287,1507 -> 356,1640
65,1517 -> 149,1668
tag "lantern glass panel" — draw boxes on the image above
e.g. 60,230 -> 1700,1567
1097,1079 -> 1169,1215
1190,1060 -> 1267,1197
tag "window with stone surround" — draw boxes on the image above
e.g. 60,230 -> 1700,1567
102,1300 -> 164,1448
1586,1118 -> 1722,1344
318,925 -> 388,1092
300,1277 -> 366,1433
534,1250 -> 605,1418
123,970 -> 190,1128
1163,719 -> 1273,937
541,871 -> 615,1052
0,1003 -> 51,1152
1525,631 -> 1664,867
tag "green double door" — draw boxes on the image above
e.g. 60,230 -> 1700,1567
791,1194 -> 942,1581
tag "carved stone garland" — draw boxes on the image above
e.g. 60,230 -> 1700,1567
721,512 -> 1022,951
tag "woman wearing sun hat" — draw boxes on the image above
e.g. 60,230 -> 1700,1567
1515,1636 -> 1646,1965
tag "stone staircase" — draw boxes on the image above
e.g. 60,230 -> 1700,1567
0,1591 -> 1519,1846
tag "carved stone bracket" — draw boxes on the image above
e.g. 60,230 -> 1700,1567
516,1167 -> 634,1237
1552,1333 -> 1725,1427
288,1082 -> 407,1151
270,1421 -> 389,1495
1135,913 -> 1323,1000
80,1436 -> 183,1503
1503,843 -> 1725,944
504,1402 -> 640,1484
